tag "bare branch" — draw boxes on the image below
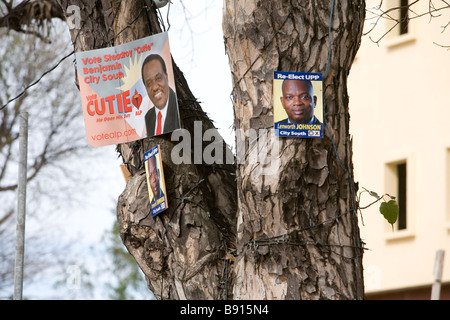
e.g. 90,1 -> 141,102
364,0 -> 450,45
0,0 -> 64,30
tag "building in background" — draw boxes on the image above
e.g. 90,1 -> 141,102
348,0 -> 450,299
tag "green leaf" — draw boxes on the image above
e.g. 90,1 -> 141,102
379,200 -> 399,226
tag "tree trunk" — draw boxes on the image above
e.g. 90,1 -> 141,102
57,0 -> 366,300
223,0 -> 365,299
58,0 -> 237,300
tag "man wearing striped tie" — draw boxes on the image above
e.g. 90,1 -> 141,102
142,54 -> 180,137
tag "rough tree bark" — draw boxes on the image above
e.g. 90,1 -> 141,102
55,0 -> 365,300
223,0 -> 366,299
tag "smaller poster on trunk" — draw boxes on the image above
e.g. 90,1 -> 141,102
273,71 -> 323,138
144,145 -> 168,217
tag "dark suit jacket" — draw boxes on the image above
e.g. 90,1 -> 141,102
276,115 -> 322,125
145,88 -> 180,137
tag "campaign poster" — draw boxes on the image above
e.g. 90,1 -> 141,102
75,32 -> 181,147
273,71 -> 323,138
144,145 -> 168,217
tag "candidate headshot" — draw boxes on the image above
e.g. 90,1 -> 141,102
147,155 -> 164,202
142,54 -> 181,137
276,79 -> 322,125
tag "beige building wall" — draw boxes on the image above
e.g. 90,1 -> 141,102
348,0 -> 450,298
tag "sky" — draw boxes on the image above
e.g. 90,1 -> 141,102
22,1 -> 233,299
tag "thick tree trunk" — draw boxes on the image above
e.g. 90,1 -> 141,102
58,0 -> 237,299
223,0 -> 365,299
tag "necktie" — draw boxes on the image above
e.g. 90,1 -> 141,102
156,111 -> 162,135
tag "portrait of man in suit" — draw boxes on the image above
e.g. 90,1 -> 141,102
142,54 -> 180,137
147,154 -> 165,204
276,79 -> 322,125
144,145 -> 168,217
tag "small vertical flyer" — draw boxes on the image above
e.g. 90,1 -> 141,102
144,145 -> 168,217
273,71 -> 323,138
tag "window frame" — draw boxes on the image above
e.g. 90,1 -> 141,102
384,157 -> 415,241
384,0 -> 416,48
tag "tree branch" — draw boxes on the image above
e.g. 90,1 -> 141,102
0,0 -> 65,27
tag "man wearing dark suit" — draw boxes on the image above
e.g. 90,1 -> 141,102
275,79 -> 322,125
147,155 -> 165,203
142,54 -> 180,136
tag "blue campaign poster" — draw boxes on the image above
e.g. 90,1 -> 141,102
273,71 -> 323,138
144,145 -> 168,217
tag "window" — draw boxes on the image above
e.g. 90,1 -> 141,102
399,0 -> 409,35
397,163 -> 407,230
446,149 -> 450,228
385,160 -> 410,233
384,0 -> 416,47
